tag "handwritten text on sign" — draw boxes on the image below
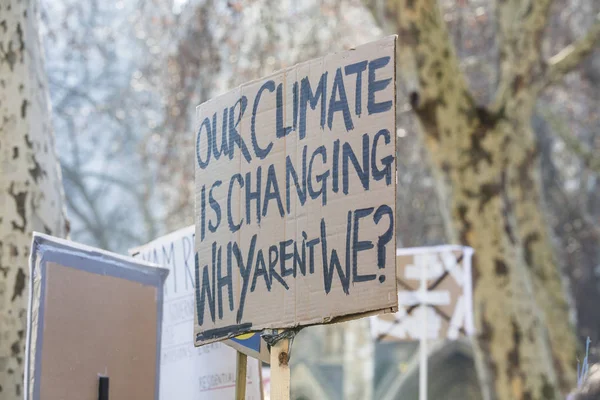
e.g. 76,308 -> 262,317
130,227 -> 264,398
194,36 -> 398,345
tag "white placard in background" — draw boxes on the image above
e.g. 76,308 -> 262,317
131,226 -> 262,400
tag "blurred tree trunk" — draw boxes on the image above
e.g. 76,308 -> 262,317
343,319 -> 374,400
368,1 -> 600,399
0,0 -> 69,398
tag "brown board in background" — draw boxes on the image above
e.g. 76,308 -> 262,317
371,246 -> 474,342
25,233 -> 169,400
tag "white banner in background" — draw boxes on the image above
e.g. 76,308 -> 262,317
131,226 -> 262,400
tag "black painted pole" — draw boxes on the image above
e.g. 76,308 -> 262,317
98,376 -> 109,400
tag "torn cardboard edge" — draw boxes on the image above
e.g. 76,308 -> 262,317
197,305 -> 399,346
24,232 -> 169,400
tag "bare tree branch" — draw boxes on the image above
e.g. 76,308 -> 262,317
491,0 -> 553,112
541,13 -> 600,88
548,174 -> 600,241
539,107 -> 600,176
553,127 -> 600,175
61,164 -> 110,248
370,0 -> 473,113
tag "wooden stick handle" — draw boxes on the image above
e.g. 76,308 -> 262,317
269,338 -> 291,400
235,351 -> 248,400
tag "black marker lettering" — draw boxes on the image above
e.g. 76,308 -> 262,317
294,231 -> 307,277
342,134 -> 369,194
285,148 -> 307,214
374,204 -> 394,283
212,110 -> 229,160
227,174 -> 244,232
263,164 -> 284,218
216,242 -> 233,319
328,67 -> 354,131
276,83 -> 294,138
251,81 -> 275,159
306,237 -> 320,274
208,180 -> 222,233
228,96 -> 252,163
299,72 -> 327,139
268,245 -> 289,290
280,239 -> 294,278
196,117 -> 212,169
344,60 -> 367,117
321,217 -> 350,295
352,208 -> 376,282
232,235 -> 257,323
251,249 -> 271,292
368,57 -> 392,114
196,252 -> 215,325
308,145 -> 329,206
245,167 -> 262,225
372,129 -> 394,185
332,139 -> 340,193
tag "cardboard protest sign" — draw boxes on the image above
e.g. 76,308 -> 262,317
24,233 -> 169,400
130,227 -> 264,399
194,36 -> 398,345
371,246 -> 474,341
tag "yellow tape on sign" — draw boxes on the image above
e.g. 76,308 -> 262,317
236,333 -> 255,340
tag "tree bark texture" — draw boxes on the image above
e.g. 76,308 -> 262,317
0,0 -> 68,398
368,0 -> 600,399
